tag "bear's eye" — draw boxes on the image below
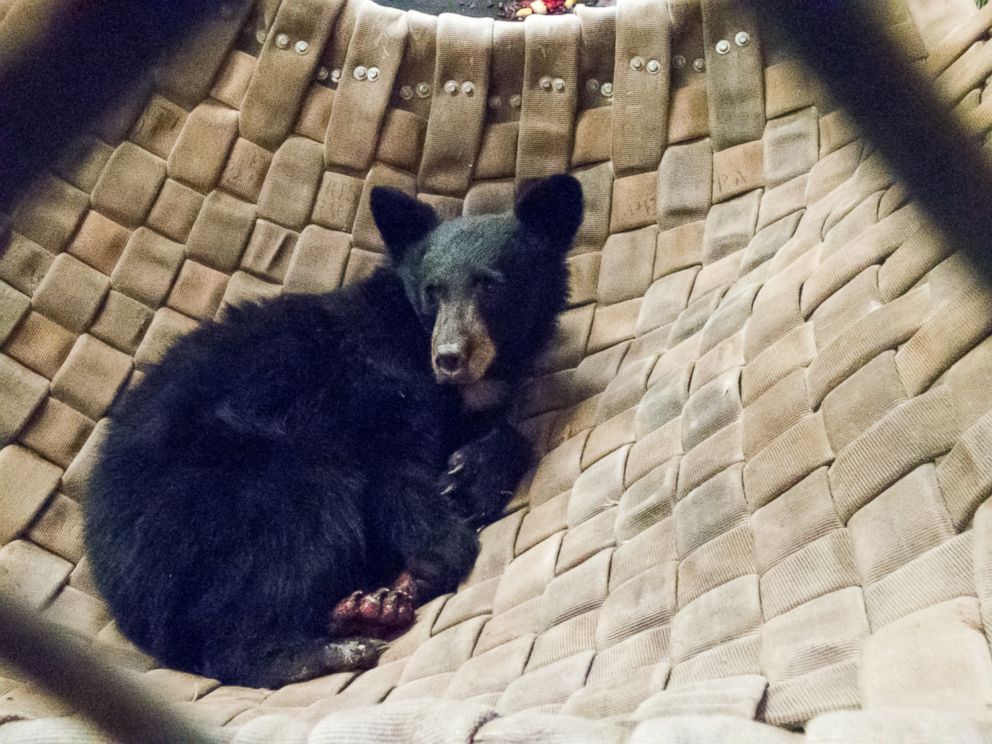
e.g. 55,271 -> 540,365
424,285 -> 441,308
477,272 -> 504,295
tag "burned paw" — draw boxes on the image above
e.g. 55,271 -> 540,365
447,448 -> 467,475
333,590 -> 363,619
438,444 -> 516,528
260,636 -> 389,686
437,450 -> 468,504
391,569 -> 434,606
358,587 -> 388,620
382,585 -> 416,626
325,637 -> 387,672
329,588 -> 415,638
358,587 -> 414,627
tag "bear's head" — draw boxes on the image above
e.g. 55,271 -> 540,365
370,174 -> 583,387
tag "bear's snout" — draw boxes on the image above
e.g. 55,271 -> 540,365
431,298 -> 496,385
435,343 -> 467,377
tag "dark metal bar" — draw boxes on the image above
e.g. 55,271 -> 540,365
0,0 -> 229,219
0,592 -> 215,744
0,7 -> 226,740
759,0 -> 992,282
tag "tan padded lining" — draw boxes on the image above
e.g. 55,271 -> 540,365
2,0 -> 992,741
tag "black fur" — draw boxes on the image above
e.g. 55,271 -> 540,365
85,175 -> 584,688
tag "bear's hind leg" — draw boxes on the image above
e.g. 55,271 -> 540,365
260,637 -> 386,687
204,634 -> 386,688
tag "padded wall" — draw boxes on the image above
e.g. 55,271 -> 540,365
2,0 -> 992,740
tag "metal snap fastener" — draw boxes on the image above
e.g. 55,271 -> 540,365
331,68 -> 342,83
509,94 -> 522,108
399,85 -> 414,100
586,78 -> 600,93
295,40 -> 309,55
255,29 -> 267,44
444,79 -> 458,94
416,82 -> 432,98
461,81 -> 475,95
553,78 -> 565,92
735,31 -> 750,47
673,54 -> 686,69
716,39 -> 731,55
693,58 -> 705,72
316,66 -> 329,81
274,33 -> 290,49
539,76 -> 552,90
367,66 -> 380,81
630,56 -> 644,71
353,65 -> 368,81
600,81 -> 613,97
647,59 -> 661,74
488,95 -> 502,109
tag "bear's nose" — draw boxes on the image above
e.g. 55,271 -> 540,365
435,345 -> 466,375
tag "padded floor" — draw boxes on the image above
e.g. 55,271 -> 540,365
2,0 -> 992,739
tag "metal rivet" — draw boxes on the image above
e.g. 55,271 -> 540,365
630,56 -> 644,71
399,85 -> 414,100
553,78 -> 565,92
444,79 -> 458,94
461,81 -> 475,95
488,95 -> 502,109
692,58 -> 706,72
600,81 -> 613,98
255,29 -> 267,44
735,31 -> 750,47
716,39 -> 731,55
586,78 -> 600,93
673,54 -> 686,69
539,76 -> 552,90
416,82 -> 431,98
316,66 -> 329,81
331,68 -> 342,83
646,59 -> 660,74
509,94 -> 522,108
353,65 -> 368,81
275,33 -> 290,49
295,40 -> 309,55
367,66 -> 380,82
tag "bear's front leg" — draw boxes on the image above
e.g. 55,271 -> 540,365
438,419 -> 532,528
373,464 -> 482,605
394,514 -> 480,603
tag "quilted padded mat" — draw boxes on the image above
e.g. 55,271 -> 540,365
2,0 -> 992,740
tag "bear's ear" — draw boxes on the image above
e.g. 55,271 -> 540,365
515,174 -> 584,251
370,187 -> 439,262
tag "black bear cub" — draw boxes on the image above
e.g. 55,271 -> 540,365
84,175 -> 583,688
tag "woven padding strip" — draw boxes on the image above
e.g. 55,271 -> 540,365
155,1 -> 254,109
700,0 -> 764,150
3,0 -> 992,740
324,3 -> 408,171
418,14 -> 492,196
241,0 -> 345,149
516,15 -> 579,182
610,0 -> 670,177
